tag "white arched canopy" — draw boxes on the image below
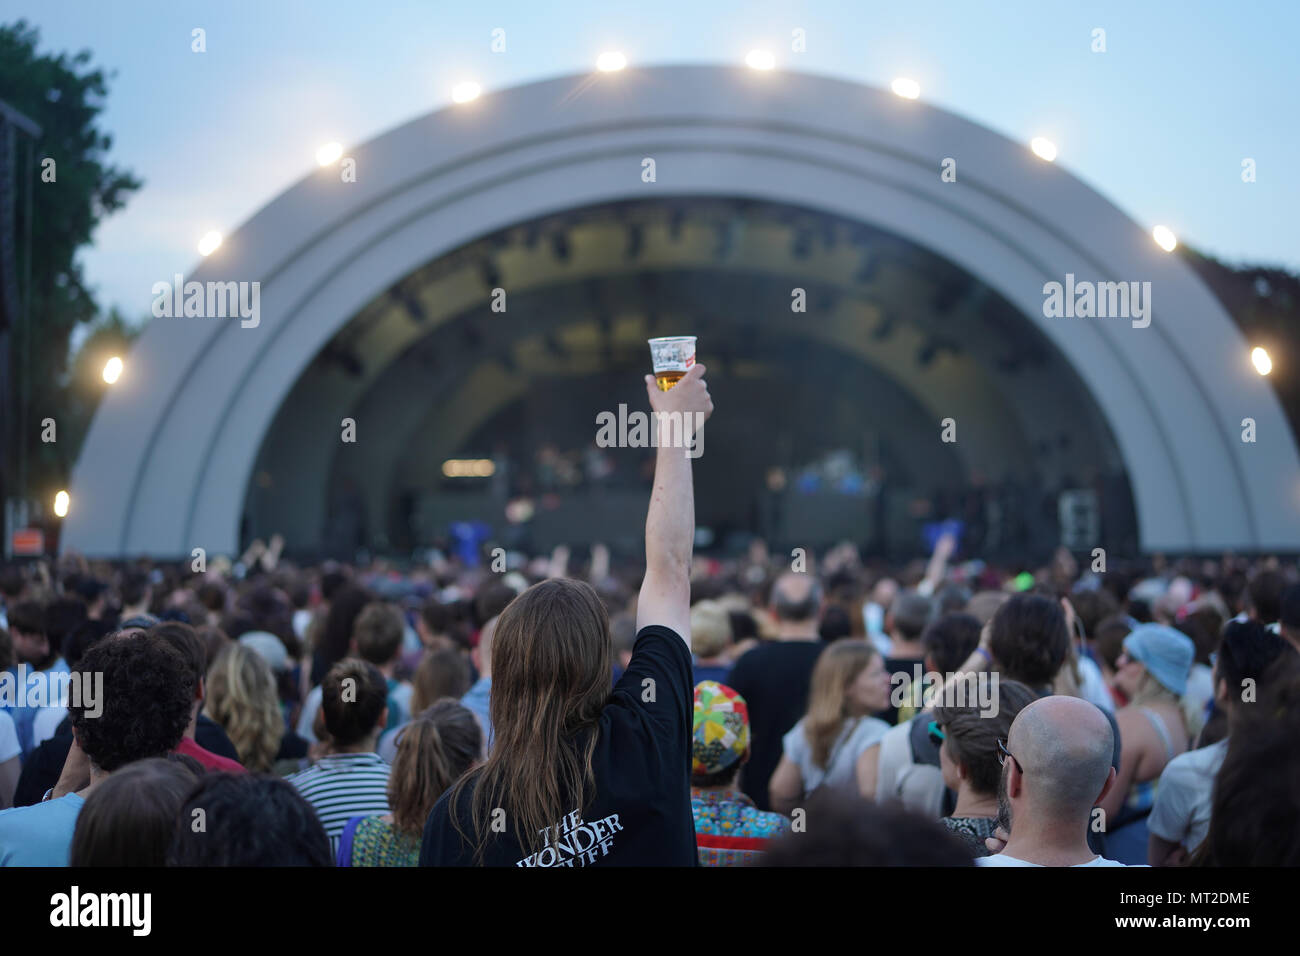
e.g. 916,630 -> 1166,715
65,65 -> 1299,557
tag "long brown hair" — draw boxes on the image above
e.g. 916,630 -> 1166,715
804,640 -> 876,769
449,578 -> 611,863
389,700 -> 483,834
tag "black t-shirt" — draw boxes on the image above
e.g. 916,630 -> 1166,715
724,639 -> 827,812
419,625 -> 696,867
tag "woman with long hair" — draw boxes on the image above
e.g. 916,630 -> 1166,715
338,700 -> 482,866
1097,623 -> 1194,864
419,364 -> 713,867
206,642 -> 291,773
768,640 -> 892,815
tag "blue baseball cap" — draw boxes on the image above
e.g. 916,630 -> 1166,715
1122,624 -> 1195,696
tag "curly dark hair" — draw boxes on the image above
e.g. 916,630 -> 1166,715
168,773 -> 332,866
70,632 -> 195,772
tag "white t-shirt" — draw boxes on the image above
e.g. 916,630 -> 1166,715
31,706 -> 66,749
976,852 -> 1133,867
0,710 -> 20,763
1181,664 -> 1215,738
296,685 -> 324,744
782,715 -> 890,794
1077,655 -> 1114,713
1147,738 -> 1227,853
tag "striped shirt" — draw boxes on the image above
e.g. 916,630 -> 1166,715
288,752 -> 391,852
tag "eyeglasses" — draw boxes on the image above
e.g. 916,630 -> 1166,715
997,738 -> 1025,775
927,721 -> 945,748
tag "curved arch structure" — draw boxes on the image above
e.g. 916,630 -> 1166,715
65,65 -> 1299,556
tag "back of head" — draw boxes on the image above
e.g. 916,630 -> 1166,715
353,601 -> 404,666
474,581 -> 518,629
1215,619 -> 1296,712
62,618 -> 115,670
411,646 -> 473,713
168,773 -> 333,866
1009,696 -> 1113,819
1247,569 -> 1285,626
321,658 -> 388,746
922,613 -> 982,674
889,590 -> 934,642
989,594 -> 1069,688
45,596 -> 89,649
205,642 -> 284,772
390,700 -> 483,834
71,632 -> 196,772
70,757 -> 200,866
149,620 -> 206,686
318,585 -> 374,671
934,680 -> 1038,796
460,577 -> 611,860
1070,589 -> 1119,638
1092,615 -> 1132,671
761,791 -> 974,866
770,572 -> 822,623
690,600 -> 732,658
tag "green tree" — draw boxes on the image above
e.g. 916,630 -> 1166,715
1,19 -> 141,506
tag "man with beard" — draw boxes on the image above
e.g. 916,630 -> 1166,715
977,695 -> 1133,866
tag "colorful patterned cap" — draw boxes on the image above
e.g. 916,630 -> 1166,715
693,681 -> 750,777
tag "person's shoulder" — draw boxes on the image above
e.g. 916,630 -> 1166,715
856,716 -> 892,744
1163,740 -> 1226,779
975,854 -> 1035,867
632,624 -> 689,656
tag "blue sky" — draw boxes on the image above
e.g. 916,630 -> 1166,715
14,0 -> 1300,323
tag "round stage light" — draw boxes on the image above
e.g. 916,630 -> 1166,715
1153,225 -> 1178,252
53,490 -> 70,518
452,81 -> 482,103
1030,137 -> 1058,162
891,78 -> 921,100
197,231 -> 223,256
596,51 -> 627,72
102,356 -> 123,384
1252,346 -> 1273,376
745,50 -> 775,71
316,142 -> 343,166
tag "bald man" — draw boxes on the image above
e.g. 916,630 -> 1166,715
977,696 -> 1134,866
725,572 -> 827,811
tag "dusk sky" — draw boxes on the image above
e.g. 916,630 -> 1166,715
13,0 -> 1299,324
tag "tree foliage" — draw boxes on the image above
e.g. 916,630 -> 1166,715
1,19 -> 141,499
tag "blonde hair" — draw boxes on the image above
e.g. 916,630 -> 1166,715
690,601 -> 732,659
205,643 -> 284,772
803,640 -> 878,769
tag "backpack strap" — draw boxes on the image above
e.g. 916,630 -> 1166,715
336,815 -> 363,867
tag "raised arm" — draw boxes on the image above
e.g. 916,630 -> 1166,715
636,363 -> 714,644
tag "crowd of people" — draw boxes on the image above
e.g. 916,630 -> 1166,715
1,365 -> 1298,867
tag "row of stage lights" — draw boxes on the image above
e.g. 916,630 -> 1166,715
195,50 -> 1181,261
71,52 -> 1268,523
